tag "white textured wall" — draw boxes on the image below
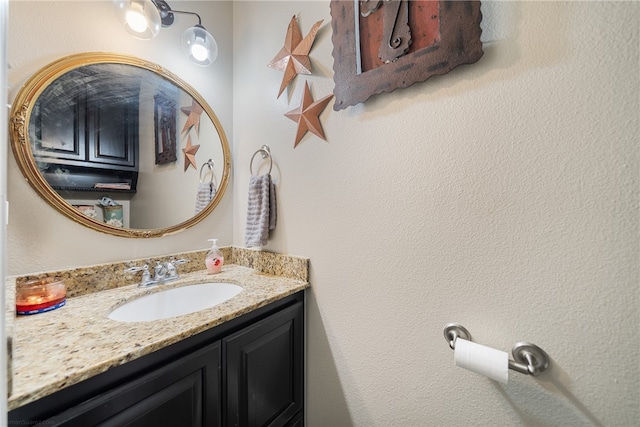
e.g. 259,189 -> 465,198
232,1 -> 639,426
7,0 -> 234,275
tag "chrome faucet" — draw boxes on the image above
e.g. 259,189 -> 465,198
154,262 -> 169,282
125,259 -> 189,287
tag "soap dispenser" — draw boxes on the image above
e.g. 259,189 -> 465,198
205,239 -> 224,274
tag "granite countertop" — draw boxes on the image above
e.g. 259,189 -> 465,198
8,261 -> 309,411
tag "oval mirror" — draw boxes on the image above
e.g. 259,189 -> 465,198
9,52 -> 231,238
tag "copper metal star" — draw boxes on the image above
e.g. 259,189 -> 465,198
268,16 -> 324,98
284,81 -> 333,148
180,99 -> 204,135
182,135 -> 200,171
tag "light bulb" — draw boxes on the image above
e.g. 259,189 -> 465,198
191,44 -> 209,62
182,25 -> 218,67
125,8 -> 148,33
114,0 -> 161,40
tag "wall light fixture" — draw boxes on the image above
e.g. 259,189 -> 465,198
114,0 -> 218,66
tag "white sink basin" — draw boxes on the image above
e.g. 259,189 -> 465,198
108,282 -> 243,322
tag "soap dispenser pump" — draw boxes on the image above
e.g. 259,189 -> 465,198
205,239 -> 224,274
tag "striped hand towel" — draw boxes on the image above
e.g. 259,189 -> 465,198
195,182 -> 216,214
245,174 -> 277,247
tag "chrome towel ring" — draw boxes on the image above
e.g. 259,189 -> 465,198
250,145 -> 273,175
199,159 -> 215,184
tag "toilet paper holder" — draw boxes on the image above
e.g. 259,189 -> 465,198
444,323 -> 550,376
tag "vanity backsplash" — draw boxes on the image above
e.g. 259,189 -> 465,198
12,247 -> 309,298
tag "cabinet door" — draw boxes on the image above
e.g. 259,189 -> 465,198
43,341 -> 221,427
87,100 -> 137,168
225,302 -> 304,427
31,93 -> 86,162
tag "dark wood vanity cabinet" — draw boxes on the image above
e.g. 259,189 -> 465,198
8,292 -> 305,427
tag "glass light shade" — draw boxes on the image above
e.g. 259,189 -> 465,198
114,0 -> 161,40
181,25 -> 218,67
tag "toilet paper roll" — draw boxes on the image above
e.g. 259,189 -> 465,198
454,338 -> 509,385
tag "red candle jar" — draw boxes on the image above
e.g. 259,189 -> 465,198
16,278 -> 66,315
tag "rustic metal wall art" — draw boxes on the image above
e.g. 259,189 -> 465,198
154,91 -> 177,165
268,15 -> 324,98
330,0 -> 484,111
284,81 -> 334,148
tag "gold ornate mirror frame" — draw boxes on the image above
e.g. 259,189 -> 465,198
9,52 -> 231,238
